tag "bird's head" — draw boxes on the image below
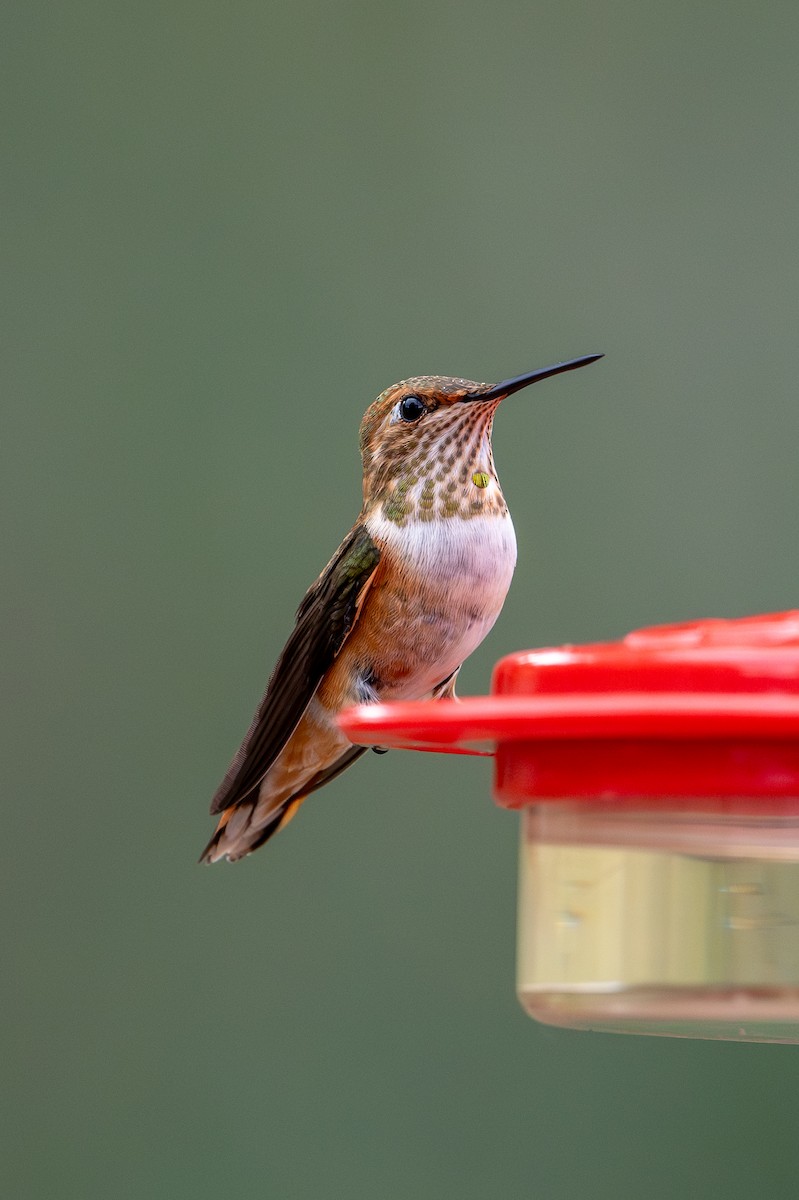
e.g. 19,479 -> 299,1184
358,355 -> 602,523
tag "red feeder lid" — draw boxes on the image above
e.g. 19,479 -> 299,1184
338,611 -> 799,804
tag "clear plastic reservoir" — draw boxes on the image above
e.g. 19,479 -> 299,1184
517,801 -> 799,1041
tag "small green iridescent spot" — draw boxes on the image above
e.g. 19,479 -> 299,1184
472,471 -> 490,489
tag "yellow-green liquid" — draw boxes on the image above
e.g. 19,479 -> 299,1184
517,806 -> 799,1041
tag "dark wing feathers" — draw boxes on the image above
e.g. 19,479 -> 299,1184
209,524 -> 380,814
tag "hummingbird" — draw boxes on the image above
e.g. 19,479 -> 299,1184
201,353 -> 602,863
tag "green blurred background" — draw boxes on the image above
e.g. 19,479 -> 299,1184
5,1 -> 799,1196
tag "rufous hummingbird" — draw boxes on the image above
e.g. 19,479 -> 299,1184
201,353 -> 602,863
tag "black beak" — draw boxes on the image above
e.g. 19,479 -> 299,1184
462,353 -> 603,404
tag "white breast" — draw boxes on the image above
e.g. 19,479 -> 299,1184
365,511 -> 518,694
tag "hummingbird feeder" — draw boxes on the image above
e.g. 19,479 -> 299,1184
339,610 -> 799,1043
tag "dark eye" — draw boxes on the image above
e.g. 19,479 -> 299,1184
398,395 -> 426,423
